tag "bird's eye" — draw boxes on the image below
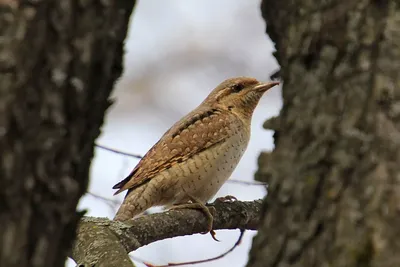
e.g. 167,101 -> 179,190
231,83 -> 245,92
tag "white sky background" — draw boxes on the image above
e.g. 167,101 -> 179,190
68,1 -> 282,266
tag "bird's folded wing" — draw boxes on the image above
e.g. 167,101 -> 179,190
113,107 -> 239,194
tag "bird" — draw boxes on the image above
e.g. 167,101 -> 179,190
112,77 -> 279,233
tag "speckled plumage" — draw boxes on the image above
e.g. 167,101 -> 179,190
113,77 -> 279,221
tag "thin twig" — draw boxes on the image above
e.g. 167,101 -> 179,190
138,229 -> 246,267
95,143 -> 142,158
228,179 -> 267,186
86,192 -> 121,211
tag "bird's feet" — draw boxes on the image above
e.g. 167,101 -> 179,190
169,195 -> 218,241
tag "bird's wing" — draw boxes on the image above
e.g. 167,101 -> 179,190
113,107 -> 241,195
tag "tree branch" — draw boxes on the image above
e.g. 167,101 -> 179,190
71,199 -> 263,266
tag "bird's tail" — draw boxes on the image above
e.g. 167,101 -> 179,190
113,186 -> 149,221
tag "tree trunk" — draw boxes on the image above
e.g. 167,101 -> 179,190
0,1 -> 135,267
248,1 -> 400,266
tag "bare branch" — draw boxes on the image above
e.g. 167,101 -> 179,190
95,143 -> 143,159
85,192 -> 121,211
228,179 -> 267,186
71,199 -> 263,266
142,229 -> 245,267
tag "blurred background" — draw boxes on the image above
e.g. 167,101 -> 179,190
68,1 -> 281,266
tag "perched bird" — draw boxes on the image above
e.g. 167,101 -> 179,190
113,77 -> 279,232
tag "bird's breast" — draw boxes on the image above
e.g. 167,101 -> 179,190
163,129 -> 250,204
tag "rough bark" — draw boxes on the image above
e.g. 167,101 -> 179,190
71,199 -> 262,266
248,1 -> 400,267
0,1 -> 135,267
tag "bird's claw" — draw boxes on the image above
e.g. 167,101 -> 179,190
202,205 -> 219,241
210,229 -> 220,242
216,195 -> 238,203
170,196 -> 219,241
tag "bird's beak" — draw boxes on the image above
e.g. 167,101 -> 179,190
253,81 -> 280,92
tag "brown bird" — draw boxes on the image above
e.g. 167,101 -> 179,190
113,77 -> 279,232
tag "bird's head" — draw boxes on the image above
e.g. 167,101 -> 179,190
203,77 -> 279,118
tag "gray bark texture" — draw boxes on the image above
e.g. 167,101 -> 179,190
0,1 -> 135,267
248,1 -> 400,267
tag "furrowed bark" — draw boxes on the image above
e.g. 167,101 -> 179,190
0,1 -> 135,266
248,1 -> 400,267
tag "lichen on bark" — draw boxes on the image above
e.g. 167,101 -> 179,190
248,1 -> 400,266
